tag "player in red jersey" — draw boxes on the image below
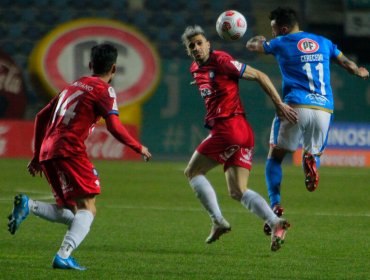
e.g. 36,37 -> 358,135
181,25 -> 298,251
7,44 -> 151,270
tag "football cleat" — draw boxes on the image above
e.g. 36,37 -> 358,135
263,204 -> 284,236
52,254 -> 86,270
205,218 -> 231,244
270,219 -> 290,252
303,153 -> 320,192
8,194 -> 30,235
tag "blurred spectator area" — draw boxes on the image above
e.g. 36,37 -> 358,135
1,0 -> 369,75
0,0 -> 369,118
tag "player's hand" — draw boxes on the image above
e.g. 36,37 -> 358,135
141,146 -> 152,162
276,103 -> 298,124
246,35 -> 266,51
357,67 -> 369,80
27,158 -> 43,177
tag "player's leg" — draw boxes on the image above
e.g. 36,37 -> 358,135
52,157 -> 100,270
53,195 -> 95,271
264,115 -> 301,235
301,109 -> 332,192
265,146 -> 287,209
225,165 -> 290,251
184,150 -> 230,243
265,115 -> 300,209
7,161 -> 75,235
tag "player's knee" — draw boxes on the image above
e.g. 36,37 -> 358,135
184,166 -> 191,179
184,166 -> 198,180
229,188 -> 243,201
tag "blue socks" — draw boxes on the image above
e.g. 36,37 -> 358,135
265,158 -> 282,208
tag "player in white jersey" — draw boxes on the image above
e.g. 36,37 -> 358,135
246,6 -> 369,235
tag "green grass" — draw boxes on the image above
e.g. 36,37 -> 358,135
0,158 -> 369,279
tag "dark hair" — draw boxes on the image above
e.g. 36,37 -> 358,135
90,43 -> 118,75
269,7 -> 299,29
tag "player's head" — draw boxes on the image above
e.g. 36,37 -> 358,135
181,25 -> 210,64
89,43 -> 118,81
269,7 -> 299,37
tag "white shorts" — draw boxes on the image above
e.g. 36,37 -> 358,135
269,107 -> 332,154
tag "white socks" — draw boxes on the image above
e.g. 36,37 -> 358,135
28,199 -> 74,225
240,189 -> 279,227
57,210 -> 94,259
26,199 -> 94,259
189,175 -> 223,223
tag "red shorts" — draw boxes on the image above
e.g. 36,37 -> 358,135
41,156 -> 101,207
197,114 -> 254,171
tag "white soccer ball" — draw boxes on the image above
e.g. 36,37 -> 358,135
216,10 -> 247,41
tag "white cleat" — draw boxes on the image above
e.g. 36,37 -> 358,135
270,218 -> 290,252
205,218 -> 231,244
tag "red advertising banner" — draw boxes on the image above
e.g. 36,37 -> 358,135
0,120 -> 140,160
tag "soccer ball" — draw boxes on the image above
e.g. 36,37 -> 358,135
216,10 -> 247,41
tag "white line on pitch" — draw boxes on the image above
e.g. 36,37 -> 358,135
103,205 -> 370,217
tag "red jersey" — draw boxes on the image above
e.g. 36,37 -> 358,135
40,76 -> 119,161
190,50 -> 247,128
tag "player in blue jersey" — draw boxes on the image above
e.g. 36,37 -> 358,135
246,6 -> 369,235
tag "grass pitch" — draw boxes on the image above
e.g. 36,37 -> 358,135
0,158 -> 369,279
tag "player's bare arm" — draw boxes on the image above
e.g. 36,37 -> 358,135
246,36 -> 266,53
242,65 -> 298,124
105,114 -> 152,161
335,54 -> 369,80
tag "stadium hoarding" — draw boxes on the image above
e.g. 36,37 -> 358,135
293,122 -> 370,167
0,120 -> 140,160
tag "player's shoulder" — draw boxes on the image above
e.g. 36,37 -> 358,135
299,31 -> 333,44
212,50 -> 233,60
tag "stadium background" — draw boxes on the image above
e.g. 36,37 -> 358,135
0,0 -> 369,161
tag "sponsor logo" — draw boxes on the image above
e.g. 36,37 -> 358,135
306,93 -> 329,105
0,50 -> 27,118
85,125 -> 125,159
0,125 -> 9,155
199,86 -> 212,98
327,123 -> 370,149
29,18 -> 160,107
297,38 -> 319,53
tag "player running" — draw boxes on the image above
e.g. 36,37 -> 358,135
246,6 -> 369,235
7,43 -> 152,270
181,25 -> 298,251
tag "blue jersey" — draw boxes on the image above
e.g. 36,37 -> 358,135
263,31 -> 342,112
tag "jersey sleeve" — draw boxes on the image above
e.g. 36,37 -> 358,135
216,55 -> 246,78
96,86 -> 119,118
263,40 -> 276,55
329,40 -> 342,59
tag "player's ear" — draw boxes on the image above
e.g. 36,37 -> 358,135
280,26 -> 289,35
111,64 -> 116,74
